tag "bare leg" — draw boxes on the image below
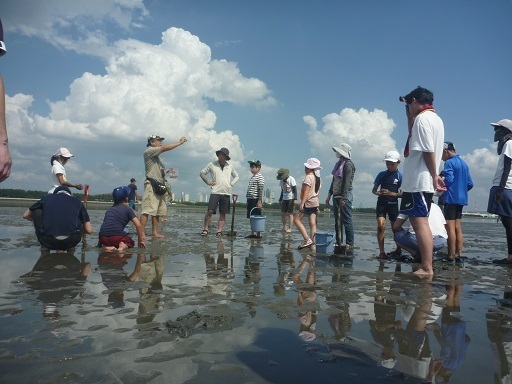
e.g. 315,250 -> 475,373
410,216 -> 434,276
445,219 -> 456,259
281,211 -> 287,231
217,213 -> 226,233
455,218 -> 464,258
294,211 -> 309,240
288,213 -> 293,232
308,213 -> 317,242
140,213 -> 149,234
152,216 -> 165,238
376,216 -> 386,254
203,210 -> 213,231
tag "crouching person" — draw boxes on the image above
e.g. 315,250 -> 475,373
392,202 -> 447,263
23,185 -> 92,252
98,186 -> 146,251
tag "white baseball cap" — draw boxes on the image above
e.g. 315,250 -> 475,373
384,150 -> 400,162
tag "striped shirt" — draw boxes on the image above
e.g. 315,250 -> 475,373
246,172 -> 264,200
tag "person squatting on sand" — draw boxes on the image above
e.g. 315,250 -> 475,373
98,186 -> 146,252
140,134 -> 187,239
488,119 -> 512,265
49,148 -> 83,194
200,147 -> 239,237
440,141 -> 473,262
372,150 -> 403,259
277,168 -> 297,233
294,158 -> 322,250
23,186 -> 92,252
0,18 -> 12,183
325,143 -> 355,254
398,86 -> 445,276
392,203 -> 447,263
245,160 -> 264,239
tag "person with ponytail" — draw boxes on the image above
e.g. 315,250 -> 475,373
49,148 -> 83,194
488,119 -> 512,265
294,158 -> 322,250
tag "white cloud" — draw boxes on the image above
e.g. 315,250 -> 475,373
1,0 -> 148,57
3,27 -> 275,196
305,108 -> 399,207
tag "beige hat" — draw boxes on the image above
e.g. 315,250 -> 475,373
53,148 -> 74,158
332,143 -> 352,159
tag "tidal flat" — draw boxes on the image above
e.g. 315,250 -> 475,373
0,205 -> 510,383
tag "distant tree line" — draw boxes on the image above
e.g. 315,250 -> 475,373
0,189 -> 375,212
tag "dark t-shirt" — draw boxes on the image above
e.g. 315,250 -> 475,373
374,170 -> 402,204
29,193 -> 90,236
127,184 -> 137,200
99,204 -> 136,237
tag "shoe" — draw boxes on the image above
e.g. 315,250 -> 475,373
285,228 -> 292,233
493,258 -> 512,265
200,230 -> 208,236
298,238 -> 314,250
377,252 -> 388,260
216,232 -> 222,237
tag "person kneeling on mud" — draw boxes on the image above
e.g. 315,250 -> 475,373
98,186 -> 146,251
392,202 -> 447,262
23,185 -> 92,252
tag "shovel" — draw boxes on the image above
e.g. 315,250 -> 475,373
226,194 -> 238,237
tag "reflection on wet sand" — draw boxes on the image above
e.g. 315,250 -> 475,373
0,207 -> 509,382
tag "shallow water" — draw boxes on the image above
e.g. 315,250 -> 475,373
0,205 -> 511,383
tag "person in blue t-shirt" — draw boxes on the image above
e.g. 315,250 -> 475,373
372,151 -> 403,259
98,186 -> 146,251
127,178 -> 138,210
441,141 -> 474,262
23,186 -> 92,252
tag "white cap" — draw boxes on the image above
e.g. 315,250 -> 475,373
384,150 -> 400,162
53,148 -> 74,158
491,119 -> 512,132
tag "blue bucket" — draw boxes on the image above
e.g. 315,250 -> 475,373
250,207 -> 266,232
315,231 -> 335,253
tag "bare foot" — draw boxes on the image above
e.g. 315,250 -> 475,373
118,242 -> 128,252
103,246 -> 117,252
413,266 -> 434,277
153,233 -> 165,238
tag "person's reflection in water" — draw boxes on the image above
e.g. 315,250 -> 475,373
369,262 -> 403,370
292,254 -> 318,342
243,239 -> 263,317
325,254 -> 353,341
274,240 -> 295,297
428,283 -> 471,382
394,281 -> 436,381
203,237 -> 234,304
20,252 -> 90,319
137,254 -> 164,325
487,273 -> 512,383
97,252 -> 145,309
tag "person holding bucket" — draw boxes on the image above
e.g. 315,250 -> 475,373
245,160 -> 265,239
294,158 -> 322,249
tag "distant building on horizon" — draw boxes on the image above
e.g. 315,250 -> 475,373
264,188 -> 275,204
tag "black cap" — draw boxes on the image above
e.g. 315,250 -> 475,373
248,160 -> 261,167
444,141 -> 456,152
0,18 -> 6,57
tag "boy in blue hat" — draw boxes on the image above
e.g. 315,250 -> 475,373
98,186 -> 146,251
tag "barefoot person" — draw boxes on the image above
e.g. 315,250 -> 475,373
140,134 -> 187,238
98,186 -> 146,251
399,86 -> 445,276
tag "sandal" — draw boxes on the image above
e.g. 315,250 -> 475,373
377,252 -> 388,260
200,230 -> 208,236
298,238 -> 314,250
216,232 -> 222,237
387,249 -> 402,258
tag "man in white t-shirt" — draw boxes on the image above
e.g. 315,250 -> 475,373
399,86 -> 445,276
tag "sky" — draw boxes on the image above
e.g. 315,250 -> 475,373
0,0 -> 511,211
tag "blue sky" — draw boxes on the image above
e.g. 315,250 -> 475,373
0,0 -> 511,210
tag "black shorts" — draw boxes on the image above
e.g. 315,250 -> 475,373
207,194 -> 230,215
246,198 -> 261,218
281,200 -> 295,214
443,203 -> 463,220
300,206 -> 318,215
37,233 -> 82,251
376,201 -> 399,221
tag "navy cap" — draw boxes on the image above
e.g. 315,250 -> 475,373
112,186 -> 131,204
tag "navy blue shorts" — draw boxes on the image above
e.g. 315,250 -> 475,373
399,192 -> 433,217
376,200 -> 399,221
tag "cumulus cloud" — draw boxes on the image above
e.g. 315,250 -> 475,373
1,0 -> 148,57
3,24 -> 275,195
304,108 -> 399,207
